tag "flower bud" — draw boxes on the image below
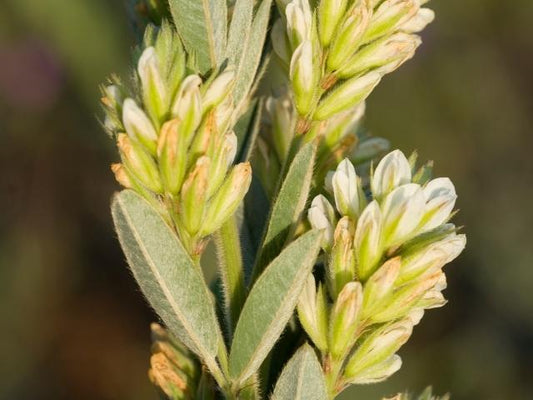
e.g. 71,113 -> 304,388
318,0 -> 349,47
290,41 -> 317,115
213,95 -> 235,135
319,102 -> 366,149
332,158 -> 361,218
266,92 -> 296,161
157,119 -> 187,195
327,2 -> 372,71
371,149 -> 412,200
314,72 -> 381,120
398,233 -> 465,284
338,32 -> 421,78
138,46 -> 168,121
371,272 -> 441,323
101,84 -> 124,110
202,68 -> 236,112
354,200 -> 383,281
200,162 -> 252,235
111,163 -> 133,189
286,0 -> 313,49
348,354 -> 402,384
329,217 -> 357,296
180,156 -> 210,235
308,195 -> 337,250
381,183 -> 425,248
271,19 -> 292,65
329,282 -> 363,358
362,257 -> 401,318
149,352 -> 189,398
117,133 -> 162,193
407,308 -> 424,325
351,136 -> 390,164
171,75 -> 203,146
418,177 -> 457,232
344,319 -> 412,378
297,274 -> 329,352
417,289 -> 447,310
122,98 -> 158,154
402,8 -> 435,33
207,131 -> 238,197
362,0 -> 419,44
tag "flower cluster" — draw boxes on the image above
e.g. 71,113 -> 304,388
272,0 -> 434,123
101,23 -> 251,255
301,149 -> 465,394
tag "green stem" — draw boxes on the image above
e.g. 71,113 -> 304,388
214,216 -> 247,336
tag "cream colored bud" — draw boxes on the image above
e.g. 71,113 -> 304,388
371,149 -> 412,200
207,131 -> 238,198
338,32 -> 421,78
157,119 -> 187,195
111,163 -> 133,189
290,40 -> 317,115
171,75 -> 202,146
122,98 -> 158,154
286,0 -> 313,49
332,158 -> 361,218
102,84 -> 123,109
318,0 -> 349,47
308,195 -> 337,249
381,183 -> 426,248
314,72 -> 381,120
200,162 -> 252,236
138,46 -> 168,119
352,136 -> 390,164
266,92 -> 296,161
348,354 -> 402,384
329,217 -> 357,296
402,8 -> 435,33
354,200 -> 383,280
202,68 -> 236,112
407,308 -> 424,325
362,257 -> 401,318
362,0 -> 419,44
329,282 -> 363,358
180,156 -> 210,235
345,319 -> 412,378
418,289 -> 447,310
297,274 -> 329,352
327,2 -> 372,71
149,353 -> 188,398
418,177 -> 457,232
321,102 -> 366,149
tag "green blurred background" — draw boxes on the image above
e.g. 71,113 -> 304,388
0,1 -> 531,399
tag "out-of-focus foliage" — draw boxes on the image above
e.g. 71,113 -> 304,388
0,0 -> 532,399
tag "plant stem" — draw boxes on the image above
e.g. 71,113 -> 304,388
215,216 -> 247,335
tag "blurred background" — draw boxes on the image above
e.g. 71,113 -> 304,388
0,0 -> 531,399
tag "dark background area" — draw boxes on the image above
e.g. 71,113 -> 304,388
0,1 -> 532,399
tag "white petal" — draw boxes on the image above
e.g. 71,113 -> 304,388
371,149 -> 412,199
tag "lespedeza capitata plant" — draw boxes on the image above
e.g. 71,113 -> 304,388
100,0 -> 463,399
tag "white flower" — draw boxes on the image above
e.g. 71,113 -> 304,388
122,98 -> 158,153
355,200 -> 383,280
332,158 -> 360,217
402,8 -> 435,33
308,195 -> 337,249
418,177 -> 457,232
381,183 -> 425,247
371,149 -> 412,200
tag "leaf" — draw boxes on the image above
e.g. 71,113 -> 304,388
227,0 -> 254,67
252,141 -> 317,282
229,230 -> 322,385
111,190 -> 219,363
233,0 -> 273,110
169,0 -> 227,74
271,344 -> 328,400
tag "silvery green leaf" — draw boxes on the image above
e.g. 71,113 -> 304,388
227,0 -> 254,66
233,0 -> 273,111
111,190 -> 219,363
271,344 -> 328,400
169,0 -> 227,74
229,230 -> 322,385
253,141 -> 317,280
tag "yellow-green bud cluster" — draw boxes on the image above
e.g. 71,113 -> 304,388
301,149 -> 465,393
102,23 -> 251,254
149,323 -> 210,400
272,0 -> 433,122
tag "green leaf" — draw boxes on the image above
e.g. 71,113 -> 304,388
229,230 -> 322,385
169,0 -> 227,74
271,344 -> 328,400
252,141 -> 317,282
227,0 -> 254,67
233,0 -> 273,110
111,190 -> 219,363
